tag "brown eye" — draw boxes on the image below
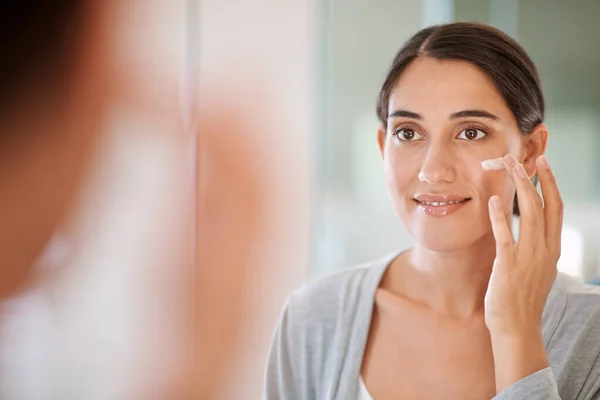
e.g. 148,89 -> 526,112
458,128 -> 486,141
393,128 -> 423,142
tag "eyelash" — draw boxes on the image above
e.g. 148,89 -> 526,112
392,124 -> 491,143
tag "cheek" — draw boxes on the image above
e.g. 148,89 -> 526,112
474,170 -> 515,204
460,148 -> 515,208
383,144 -> 419,193
462,139 -> 510,163
468,138 -> 519,195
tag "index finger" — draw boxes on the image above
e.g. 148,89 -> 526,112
488,195 -> 515,262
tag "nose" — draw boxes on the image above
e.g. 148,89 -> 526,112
417,143 -> 457,184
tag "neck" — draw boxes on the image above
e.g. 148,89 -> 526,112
386,232 -> 498,319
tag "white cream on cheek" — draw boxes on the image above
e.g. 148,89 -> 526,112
481,157 -> 505,171
480,154 -> 520,212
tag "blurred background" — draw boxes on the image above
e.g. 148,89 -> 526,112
314,0 -> 600,284
0,1 -> 599,400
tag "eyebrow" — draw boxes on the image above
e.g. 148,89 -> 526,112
388,109 -> 500,121
450,109 -> 500,121
388,109 -> 423,120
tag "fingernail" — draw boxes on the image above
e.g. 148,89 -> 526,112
516,163 -> 528,179
537,155 -> 550,169
503,154 -> 518,168
490,195 -> 501,211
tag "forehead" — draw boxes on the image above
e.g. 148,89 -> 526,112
388,57 -> 515,123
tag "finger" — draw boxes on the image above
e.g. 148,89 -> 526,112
488,195 -> 515,262
536,155 -> 564,259
503,154 -> 544,248
515,163 -> 545,249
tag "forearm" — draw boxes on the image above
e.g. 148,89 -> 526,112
490,328 -> 549,394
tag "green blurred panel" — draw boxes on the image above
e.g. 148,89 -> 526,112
454,0 -> 490,23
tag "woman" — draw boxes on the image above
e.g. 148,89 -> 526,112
266,22 -> 600,399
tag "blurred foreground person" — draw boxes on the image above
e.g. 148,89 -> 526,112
0,2 -> 264,399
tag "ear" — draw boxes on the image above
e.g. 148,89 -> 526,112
377,125 -> 386,158
522,123 -> 548,177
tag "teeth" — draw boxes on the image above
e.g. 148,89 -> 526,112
419,200 -> 465,206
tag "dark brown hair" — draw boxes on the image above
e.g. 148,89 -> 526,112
0,1 -> 83,113
377,22 -> 544,215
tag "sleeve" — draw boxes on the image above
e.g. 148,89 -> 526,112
583,359 -> 600,400
264,296 -> 308,400
493,368 -> 561,400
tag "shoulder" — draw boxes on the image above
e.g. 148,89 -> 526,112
556,273 -> 600,322
277,252 -> 399,344
288,256 -> 393,317
546,273 -> 600,392
547,273 -> 600,336
266,253 -> 394,394
284,254 -> 393,329
552,273 -> 600,344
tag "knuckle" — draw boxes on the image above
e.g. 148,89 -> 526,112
498,238 -> 513,249
525,218 -> 539,230
492,213 -> 505,223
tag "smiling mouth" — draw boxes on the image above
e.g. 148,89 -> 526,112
414,198 -> 471,206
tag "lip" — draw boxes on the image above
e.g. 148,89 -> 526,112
413,193 -> 472,217
413,193 -> 471,203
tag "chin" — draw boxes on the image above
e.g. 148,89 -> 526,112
406,215 -> 488,253
416,235 -> 473,253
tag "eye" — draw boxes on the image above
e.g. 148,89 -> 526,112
457,128 -> 487,141
393,128 -> 424,142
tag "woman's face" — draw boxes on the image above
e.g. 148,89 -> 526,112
379,57 -> 542,252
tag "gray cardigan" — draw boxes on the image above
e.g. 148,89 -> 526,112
265,252 -> 600,399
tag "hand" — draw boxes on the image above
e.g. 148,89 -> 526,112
485,153 -> 563,392
485,153 -> 562,335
